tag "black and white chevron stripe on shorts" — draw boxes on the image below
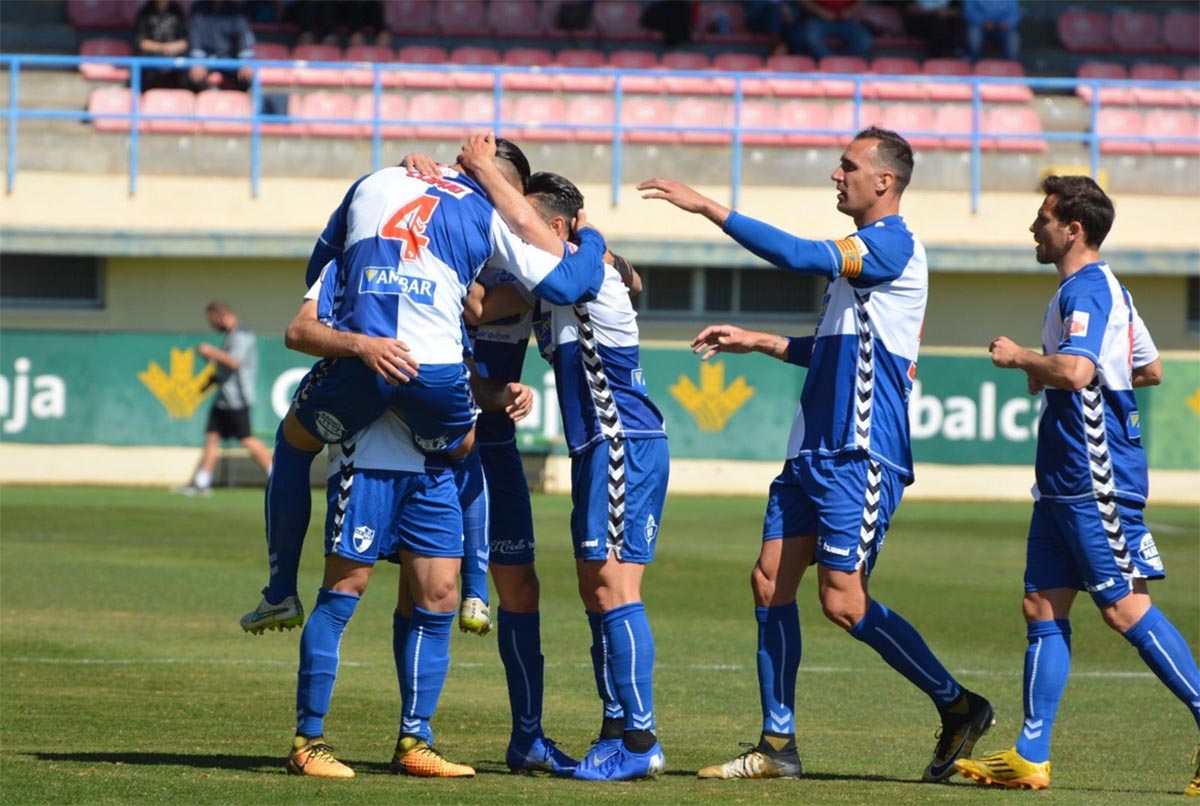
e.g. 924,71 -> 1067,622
329,438 -> 356,551
856,458 -> 883,571
573,303 -> 627,558
1081,380 -> 1134,580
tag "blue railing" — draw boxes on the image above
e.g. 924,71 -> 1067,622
2,53 -> 1198,213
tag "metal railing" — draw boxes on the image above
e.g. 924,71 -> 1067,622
3,53 -> 1198,212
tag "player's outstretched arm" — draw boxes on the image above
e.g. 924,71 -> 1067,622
638,178 -> 731,227
285,300 -> 418,385
692,325 -> 815,367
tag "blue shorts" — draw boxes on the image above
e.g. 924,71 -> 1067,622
294,358 -> 476,456
324,467 -> 463,562
1025,498 -> 1164,608
570,437 -> 669,564
762,453 -> 906,575
480,440 -> 535,566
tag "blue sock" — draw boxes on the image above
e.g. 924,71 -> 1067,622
587,610 -> 624,721
498,609 -> 544,742
756,602 -> 801,736
457,452 -> 490,605
264,427 -> 320,603
1123,606 -> 1200,730
603,602 -> 656,735
400,606 -> 454,743
296,588 -> 359,738
849,600 -> 962,708
1014,619 -> 1071,763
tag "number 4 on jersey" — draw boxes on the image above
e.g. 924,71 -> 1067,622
381,195 -> 440,261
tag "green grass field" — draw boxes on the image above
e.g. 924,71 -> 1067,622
1,486 -> 1196,804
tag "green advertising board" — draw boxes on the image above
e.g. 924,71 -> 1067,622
0,331 -> 1195,470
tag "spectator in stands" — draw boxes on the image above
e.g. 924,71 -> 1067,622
963,0 -> 1020,63
902,0 -> 963,59
187,0 -> 255,92
135,0 -> 190,90
640,0 -> 696,48
799,0 -> 873,58
746,1 -> 807,56
283,0 -> 386,47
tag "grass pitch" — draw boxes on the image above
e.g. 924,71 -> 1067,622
1,486 -> 1196,804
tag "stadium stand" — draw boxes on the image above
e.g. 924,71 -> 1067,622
1110,8 -> 1165,54
79,37 -> 132,82
1056,8 -> 1113,53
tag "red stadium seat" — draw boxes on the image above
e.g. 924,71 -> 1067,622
79,38 -> 131,82
935,104 -> 989,150
343,45 -> 397,88
502,48 -> 556,91
675,99 -> 734,145
984,106 -> 1046,152
738,100 -> 785,146
867,57 -> 924,101
818,56 -> 869,99
1145,109 -> 1200,155
68,0 -> 138,29
1130,63 -> 1185,107
694,2 -> 756,44
621,97 -> 678,144
450,46 -> 502,91
662,52 -> 715,95
1183,65 -> 1200,107
923,58 -> 973,101
461,92 -> 516,135
436,0 -> 490,37
254,42 -> 295,86
292,44 -> 346,88
1110,9 -> 1164,54
395,45 -> 450,89
881,104 -> 939,149
1162,11 -> 1200,55
489,0 -> 543,37
1096,108 -> 1149,154
302,92 -> 357,138
765,55 -> 821,98
1075,62 -> 1133,106
196,89 -> 253,135
382,0 -> 438,35
353,94 -> 412,139
594,1 -> 653,41
1057,8 -> 1112,53
513,95 -> 571,142
140,88 -> 195,133
610,50 -> 663,93
975,60 -> 1033,102
713,53 -> 767,95
259,94 -> 304,136
88,86 -> 132,132
409,92 -> 463,139
565,96 -> 615,142
778,101 -> 835,147
555,49 -> 613,92
830,102 -> 883,144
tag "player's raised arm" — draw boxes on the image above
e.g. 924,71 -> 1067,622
459,133 -> 566,257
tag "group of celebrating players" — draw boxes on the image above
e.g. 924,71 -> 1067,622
233,126 -> 1199,794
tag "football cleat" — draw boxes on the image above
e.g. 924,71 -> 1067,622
389,736 -> 475,778
572,741 -> 665,781
287,735 -> 355,779
457,596 -> 492,635
923,690 -> 995,781
1186,741 -> 1200,797
697,741 -> 803,780
575,737 -> 623,775
240,589 -> 304,634
505,735 -> 579,775
954,747 -> 1050,790
170,483 -> 212,498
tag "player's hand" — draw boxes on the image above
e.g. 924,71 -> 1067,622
457,131 -> 497,174
571,207 -> 594,236
502,382 -> 534,423
356,335 -> 418,385
988,336 -> 1025,369
638,177 -> 711,214
400,152 -> 441,178
691,324 -> 757,361
197,343 -> 216,360
1026,373 -> 1044,395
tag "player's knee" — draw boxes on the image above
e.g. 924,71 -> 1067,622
420,577 -> 459,612
496,566 -> 539,612
448,428 -> 476,460
281,409 -> 324,453
818,592 -> 863,630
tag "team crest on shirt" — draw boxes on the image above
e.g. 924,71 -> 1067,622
1064,310 -> 1090,337
352,525 -> 375,553
360,268 -> 437,305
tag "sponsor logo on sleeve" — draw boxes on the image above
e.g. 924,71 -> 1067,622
1064,310 -> 1090,338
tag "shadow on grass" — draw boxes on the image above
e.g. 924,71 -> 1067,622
31,751 -> 287,772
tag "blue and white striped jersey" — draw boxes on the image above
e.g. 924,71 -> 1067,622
1035,262 -> 1154,504
307,166 -> 605,364
723,212 -> 926,481
531,262 -> 666,455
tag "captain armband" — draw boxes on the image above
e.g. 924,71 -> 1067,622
833,237 -> 864,279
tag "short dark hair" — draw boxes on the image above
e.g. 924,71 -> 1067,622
493,137 -> 531,193
1040,174 -> 1114,248
525,171 -> 584,222
853,126 -> 914,193
205,299 -> 232,315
